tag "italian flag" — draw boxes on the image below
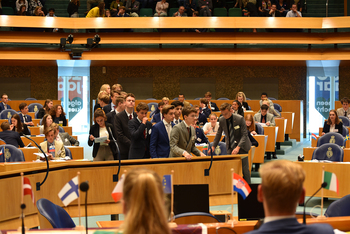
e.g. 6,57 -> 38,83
323,171 -> 339,195
201,145 -> 208,153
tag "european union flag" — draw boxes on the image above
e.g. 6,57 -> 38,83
162,175 -> 172,194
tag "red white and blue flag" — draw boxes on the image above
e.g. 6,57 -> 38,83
233,173 -> 251,200
311,133 -> 317,141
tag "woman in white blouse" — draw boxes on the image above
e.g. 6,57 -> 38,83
203,113 -> 219,135
154,0 -> 168,17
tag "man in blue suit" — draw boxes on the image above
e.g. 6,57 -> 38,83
0,94 -> 11,112
246,160 -> 334,234
18,103 -> 34,126
0,122 -> 25,148
150,105 -> 175,158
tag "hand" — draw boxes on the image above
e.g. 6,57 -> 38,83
200,152 -> 206,157
231,147 -> 239,155
104,139 -> 110,144
43,153 -> 54,160
10,124 -> 14,130
321,132 -> 325,136
183,151 -> 193,160
28,121 -> 34,126
266,121 -> 270,126
251,131 -> 257,135
142,117 -> 148,124
158,12 -> 160,16
89,134 -> 95,141
195,29 -> 201,33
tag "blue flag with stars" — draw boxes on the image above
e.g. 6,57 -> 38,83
162,175 -> 172,194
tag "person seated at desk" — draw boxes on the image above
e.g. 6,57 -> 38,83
39,114 -> 53,134
18,102 -> 34,126
198,0 -> 212,16
173,6 -> 187,16
259,92 -> 274,110
154,0 -> 168,17
37,99 -> 53,119
18,5 -> 28,15
246,160 -> 333,234
244,114 -> 259,147
259,99 -> 280,117
205,91 -> 219,112
10,113 -> 31,136
235,91 -> 249,111
50,104 -> 67,126
254,104 -> 275,126
0,93 -> 11,112
86,2 -> 106,17
322,109 -> 343,136
110,0 -> 124,15
337,97 -> 350,119
286,3 -> 302,17
193,105 -> 207,126
203,113 -> 219,135
88,109 -> 117,161
51,123 -> 79,146
0,122 -> 25,148
33,6 -> 45,16
125,0 -> 140,17
193,123 -> 208,144
120,168 -> 171,234
38,126 -> 65,160
162,97 -> 169,105
151,101 -> 165,124
178,94 -> 191,108
232,100 -> 244,117
199,98 -> 211,118
115,6 -> 130,16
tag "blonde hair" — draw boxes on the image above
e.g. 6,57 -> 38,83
112,84 -> 123,92
122,168 -> 171,234
259,160 -> 305,214
235,92 -> 247,102
100,84 -> 110,93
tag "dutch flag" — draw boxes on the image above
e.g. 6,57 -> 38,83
311,133 -> 317,141
233,173 -> 251,200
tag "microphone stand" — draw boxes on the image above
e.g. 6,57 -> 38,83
80,182 -> 89,234
303,182 -> 327,224
205,143 -> 214,176
108,127 -> 121,182
20,133 -> 49,191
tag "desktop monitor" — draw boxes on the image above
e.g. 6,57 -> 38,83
237,184 -> 265,221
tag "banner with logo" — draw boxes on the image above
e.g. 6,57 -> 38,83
314,76 -> 339,119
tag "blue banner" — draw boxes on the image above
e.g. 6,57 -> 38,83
314,76 -> 339,119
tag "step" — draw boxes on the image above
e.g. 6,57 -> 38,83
280,139 -> 297,147
276,145 -> 294,155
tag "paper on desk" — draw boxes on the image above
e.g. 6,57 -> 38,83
94,136 -> 108,143
34,153 -> 47,158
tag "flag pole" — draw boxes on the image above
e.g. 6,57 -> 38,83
231,168 -> 234,225
168,170 -> 177,228
318,166 -> 326,220
20,172 -> 26,234
21,172 -> 24,204
75,172 -> 85,230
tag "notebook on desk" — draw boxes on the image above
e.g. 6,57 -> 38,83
238,184 -> 265,221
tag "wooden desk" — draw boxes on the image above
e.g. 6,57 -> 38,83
275,118 -> 287,143
28,126 -> 72,135
207,134 -> 224,143
295,161 -> 350,198
21,135 -> 78,146
20,146 -> 84,161
252,135 -> 268,164
303,147 -> 350,162
0,155 -> 244,229
263,126 -> 278,152
281,112 -> 295,135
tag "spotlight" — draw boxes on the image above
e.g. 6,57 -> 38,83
86,34 -> 101,49
93,34 -> 100,44
67,34 -> 74,44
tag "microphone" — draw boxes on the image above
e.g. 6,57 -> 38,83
80,181 -> 89,234
303,182 -> 327,224
108,127 -> 122,182
205,143 -> 214,176
20,133 -> 50,191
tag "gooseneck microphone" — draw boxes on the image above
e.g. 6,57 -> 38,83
303,182 -> 328,224
80,181 -> 89,234
20,133 -> 49,191
108,127 -> 122,181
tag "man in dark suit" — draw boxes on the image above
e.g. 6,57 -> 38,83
170,100 -> 183,125
205,91 -> 219,111
170,106 -> 206,159
150,105 -> 175,158
18,103 -> 34,126
128,102 -> 153,159
114,93 -> 136,160
0,122 -> 25,148
151,101 -> 165,124
246,160 -> 334,234
106,97 -> 125,125
0,94 -> 11,112
103,91 -> 119,113
212,103 -> 252,183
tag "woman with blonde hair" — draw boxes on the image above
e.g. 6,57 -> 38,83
121,168 -> 171,234
235,91 -> 249,110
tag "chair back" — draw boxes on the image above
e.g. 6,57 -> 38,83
2,7 -> 15,15
146,98 -> 156,100
168,8 -> 178,16
59,126 -> 65,133
325,194 -> 350,217
339,116 -> 350,127
37,198 -> 76,229
147,102 -> 158,113
317,132 -> 344,147
139,8 -> 153,16
213,8 -> 228,16
246,98 -> 251,100
64,146 -> 72,159
194,97 -> 201,100
255,123 -> 264,135
25,98 -> 37,101
342,126 -> 349,137
312,143 -> 344,162
28,103 -> 43,112
0,109 -> 18,119
208,142 -> 227,155
228,7 -> 242,16
247,105 -> 251,110
217,97 -> 229,100
273,103 -> 282,112
0,145 -> 25,162
174,212 -> 221,224
269,97 -> 277,100
173,97 -> 179,100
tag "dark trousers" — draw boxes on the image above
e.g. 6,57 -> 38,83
230,146 -> 251,184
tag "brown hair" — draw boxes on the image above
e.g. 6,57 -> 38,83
94,108 -> 107,122
182,106 -> 197,118
136,102 -> 149,112
126,93 -> 135,99
19,102 -> 27,111
44,126 -> 55,137
42,114 -> 52,133
1,121 -> 10,131
199,98 -> 208,106
158,101 -> 165,108
205,91 -> 212,98
244,114 -> 256,132
11,114 -> 23,133
112,84 -> 123,91
341,97 -> 349,105
49,105 -> 66,117
98,2 -> 105,16
43,99 -> 52,111
116,97 -> 125,106
162,105 -> 175,115
99,93 -> 110,104
219,103 -> 231,111
327,109 -> 340,125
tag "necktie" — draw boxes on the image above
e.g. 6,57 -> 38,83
166,124 -> 171,139
129,114 -> 132,120
4,104 -> 7,110
262,115 -> 266,123
114,106 -> 116,110
229,120 -> 235,149
345,111 -> 347,117
143,129 -> 146,139
23,114 -> 27,123
175,120 -> 178,124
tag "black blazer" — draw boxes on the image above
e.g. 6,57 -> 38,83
106,111 -> 117,125
128,118 -> 152,159
323,121 -> 343,135
241,101 -> 249,110
114,111 -> 137,160
210,102 -> 219,112
88,122 -> 118,159
52,115 -> 67,126
37,108 -> 47,119
12,124 -> 30,136
0,130 -> 25,148
103,103 -> 114,114
248,132 -> 259,147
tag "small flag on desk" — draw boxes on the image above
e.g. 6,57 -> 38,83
112,174 -> 125,202
58,176 -> 79,206
0,148 -> 3,156
323,171 -> 339,195
23,177 -> 35,205
233,173 -> 251,200
311,133 -> 317,141
163,175 -> 172,194
201,145 -> 208,155
345,134 -> 350,142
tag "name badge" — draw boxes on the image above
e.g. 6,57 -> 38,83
234,125 -> 240,130
197,138 -> 202,142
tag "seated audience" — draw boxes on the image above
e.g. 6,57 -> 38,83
115,6 -> 130,16
125,0 -> 140,17
173,6 -> 187,16
154,0 -> 168,16
50,105 -> 67,126
232,100 -> 244,117
11,113 -> 31,136
254,104 -> 275,126
88,109 -> 117,161
18,103 -> 34,126
152,101 -> 165,124
0,93 -> 11,112
203,113 -> 219,135
322,109 -> 343,136
150,105 -> 175,158
178,94 -> 191,108
0,122 -> 25,148
38,126 -> 66,160
235,91 -> 249,110
205,91 -> 219,111
28,0 -> 44,15
276,0 -> 288,16
198,0 -> 212,16
128,102 -> 152,159
267,4 -> 281,17
86,2 -> 105,17
33,6 -> 45,16
259,92 -> 274,109
171,100 -> 183,125
245,114 -> 257,135
259,99 -> 280,117
18,4 -> 28,15
336,97 -> 350,118
51,123 -> 79,146
286,4 -> 301,17
110,0 -> 124,15
246,160 -> 333,234
258,0 -> 271,16
37,99 -> 53,119
39,114 -> 53,134
16,0 -> 28,12
120,168 -> 171,234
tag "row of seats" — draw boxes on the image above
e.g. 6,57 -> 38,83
0,103 -> 43,119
